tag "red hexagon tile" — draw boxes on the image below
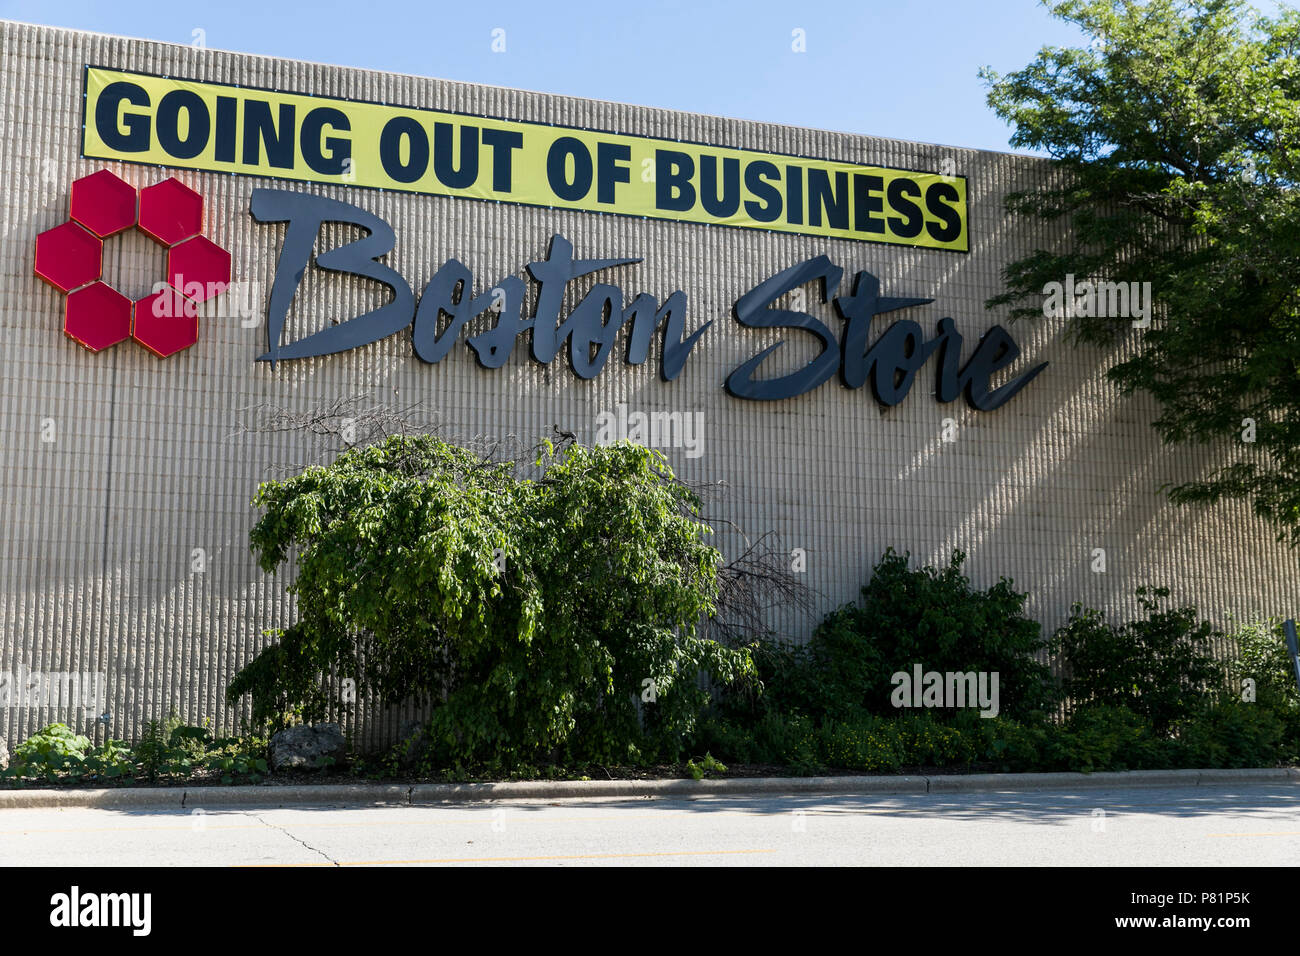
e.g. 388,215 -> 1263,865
70,169 -> 137,238
133,287 -> 200,358
167,236 -> 231,303
139,177 -> 202,245
64,281 -> 132,352
38,168 -> 227,356
34,221 -> 102,292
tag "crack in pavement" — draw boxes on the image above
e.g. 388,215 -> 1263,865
242,811 -> 339,866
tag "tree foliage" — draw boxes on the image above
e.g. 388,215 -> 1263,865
982,0 -> 1300,543
1229,617 -> 1300,710
787,549 -> 1056,722
227,434 -> 755,768
1050,585 -> 1223,731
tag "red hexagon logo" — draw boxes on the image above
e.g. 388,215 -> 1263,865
34,221 -> 102,292
70,169 -> 137,238
66,282 -> 132,352
139,177 -> 203,245
167,236 -> 231,304
34,169 -> 228,357
133,288 -> 199,358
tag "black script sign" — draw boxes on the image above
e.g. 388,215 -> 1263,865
250,189 -> 707,380
250,188 -> 1044,409
726,257 -> 1047,408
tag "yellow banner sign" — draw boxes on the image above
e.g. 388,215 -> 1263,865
82,66 -> 968,251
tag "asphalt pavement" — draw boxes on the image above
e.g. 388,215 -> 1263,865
2,783 -> 1296,866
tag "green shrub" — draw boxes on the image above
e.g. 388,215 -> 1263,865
798,549 -> 1055,722
684,752 -> 726,779
1174,698 -> 1292,768
698,712 -> 821,771
891,712 -> 980,767
695,715 -> 760,765
703,711 -> 1061,774
1,724 -> 139,783
230,435 -> 756,771
1046,704 -> 1172,773
701,701 -> 1296,776
1229,618 -> 1300,710
722,639 -> 817,722
84,739 -> 135,779
5,723 -> 92,780
1052,587 -> 1223,733
203,736 -> 269,783
818,716 -> 905,773
0,718 -> 269,786
983,717 -> 1052,773
134,714 -> 213,781
766,713 -> 820,772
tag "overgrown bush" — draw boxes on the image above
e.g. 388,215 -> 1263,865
1174,698 -> 1294,768
700,692 -> 1298,776
788,549 -> 1055,721
817,716 -> 905,773
136,714 -> 204,781
701,711 -> 1053,774
1051,587 -> 1222,732
703,568 -> 1300,775
131,714 -> 269,783
228,435 -> 756,771
0,719 -> 267,785
1229,618 -> 1300,711
5,723 -> 94,780
1046,704 -> 1172,773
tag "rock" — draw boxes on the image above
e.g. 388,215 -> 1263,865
269,723 -> 347,771
398,720 -> 430,769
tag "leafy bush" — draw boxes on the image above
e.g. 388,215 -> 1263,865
723,639 -> 817,721
1052,587 -> 1222,733
895,712 -> 983,767
229,435 -> 755,770
128,715 -> 270,782
696,710 -> 818,770
135,714 -> 210,781
202,737 -> 269,783
795,549 -> 1054,721
982,717 -> 1052,773
1174,698 -> 1293,768
703,564 -> 1298,777
1,724 -> 138,783
0,719 -> 268,786
684,752 -> 726,780
1229,618 -> 1300,711
819,716 -> 906,773
84,739 -> 135,780
702,701 -> 1295,775
1046,704 -> 1172,773
5,723 -> 93,780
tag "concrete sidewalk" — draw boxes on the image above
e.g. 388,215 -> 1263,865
0,767 -> 1295,810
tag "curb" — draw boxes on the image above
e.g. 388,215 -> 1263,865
0,768 -> 1295,809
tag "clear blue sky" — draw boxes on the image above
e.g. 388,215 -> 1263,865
3,0 -> 1090,154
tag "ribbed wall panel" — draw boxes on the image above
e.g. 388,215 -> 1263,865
0,20 -> 1294,750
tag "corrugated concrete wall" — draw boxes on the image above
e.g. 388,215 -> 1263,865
1,19 -> 1295,750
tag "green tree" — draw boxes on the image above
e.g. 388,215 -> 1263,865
981,0 -> 1300,544
227,434 -> 754,769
